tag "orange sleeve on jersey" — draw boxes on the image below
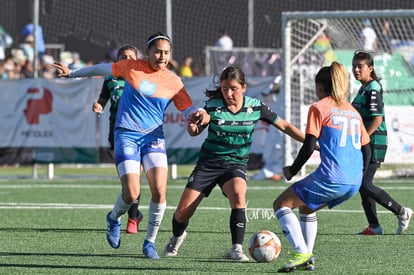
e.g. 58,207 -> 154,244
306,105 -> 322,138
172,87 -> 193,111
112,59 -> 146,79
111,60 -> 127,78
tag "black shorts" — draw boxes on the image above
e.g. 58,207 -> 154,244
186,158 -> 247,197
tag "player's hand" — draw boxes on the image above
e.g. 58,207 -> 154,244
187,122 -> 201,136
187,110 -> 209,136
50,62 -> 70,77
283,166 -> 293,181
189,109 -> 210,127
92,102 -> 103,113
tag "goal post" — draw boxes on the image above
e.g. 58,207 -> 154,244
282,9 -> 414,171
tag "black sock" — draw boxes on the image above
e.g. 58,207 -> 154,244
128,194 -> 141,219
230,208 -> 246,245
172,214 -> 188,237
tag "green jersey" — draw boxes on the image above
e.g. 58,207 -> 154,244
100,75 -> 125,133
199,96 -> 279,165
351,80 -> 387,162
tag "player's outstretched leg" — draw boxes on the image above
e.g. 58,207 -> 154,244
106,211 -> 121,249
163,231 -> 187,257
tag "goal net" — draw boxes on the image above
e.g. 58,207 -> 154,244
282,10 -> 414,170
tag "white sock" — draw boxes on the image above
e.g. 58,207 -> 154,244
275,207 -> 309,254
145,201 -> 167,243
110,193 -> 130,221
299,212 -> 317,252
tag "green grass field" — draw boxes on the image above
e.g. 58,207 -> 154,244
0,165 -> 413,274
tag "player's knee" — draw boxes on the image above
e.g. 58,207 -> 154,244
174,210 -> 190,223
150,191 -> 166,203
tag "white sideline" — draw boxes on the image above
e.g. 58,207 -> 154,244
0,201 -> 400,214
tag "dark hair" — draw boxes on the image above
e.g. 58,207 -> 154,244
146,32 -> 172,49
315,66 -> 332,95
352,50 -> 380,81
205,66 -> 246,98
117,44 -> 138,60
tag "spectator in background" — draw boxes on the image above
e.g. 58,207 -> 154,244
21,59 -> 35,78
20,35 -> 35,63
360,19 -> 377,51
68,52 -> 86,70
214,30 -> 234,73
85,59 -> 95,66
22,21 -> 46,64
378,20 -> 392,54
179,56 -> 193,78
3,53 -> 21,79
0,24 -> 13,61
215,30 -> 233,50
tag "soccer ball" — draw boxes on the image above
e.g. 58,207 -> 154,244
248,230 -> 282,263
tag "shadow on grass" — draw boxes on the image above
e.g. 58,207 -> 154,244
0,262 -> 189,272
0,252 -> 242,273
0,227 -> 106,233
0,251 -> 139,258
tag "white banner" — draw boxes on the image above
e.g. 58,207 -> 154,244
2,77 -> 412,165
0,76 -> 276,164
0,78 -> 97,147
386,106 -> 414,163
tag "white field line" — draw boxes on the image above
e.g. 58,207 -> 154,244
0,200 -> 398,215
0,202 -> 395,223
0,182 -> 412,214
0,183 -> 414,190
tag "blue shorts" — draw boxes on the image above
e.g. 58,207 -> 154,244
114,128 -> 167,176
292,173 -> 361,211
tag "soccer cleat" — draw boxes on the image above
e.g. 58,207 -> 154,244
126,218 -> 138,234
277,251 -> 313,273
357,225 -> 383,235
106,211 -> 121,249
396,207 -> 413,235
298,255 -> 316,271
229,244 -> 250,262
126,211 -> 143,234
163,231 -> 187,257
143,240 -> 160,259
